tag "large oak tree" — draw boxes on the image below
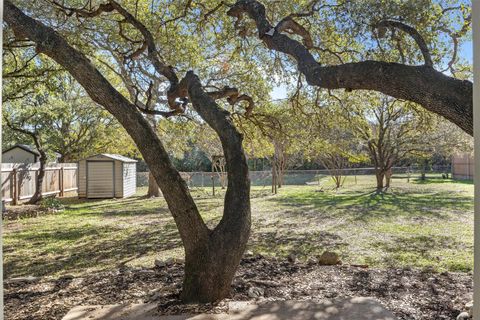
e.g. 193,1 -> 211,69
4,0 -> 473,303
4,0 -> 255,302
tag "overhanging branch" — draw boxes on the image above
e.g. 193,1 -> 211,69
374,20 -> 433,67
227,0 -> 473,135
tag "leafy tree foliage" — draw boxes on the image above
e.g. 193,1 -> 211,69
3,0 -> 473,303
3,74 -> 138,162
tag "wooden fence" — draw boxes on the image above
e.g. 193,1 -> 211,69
1,163 -> 78,205
451,153 -> 474,180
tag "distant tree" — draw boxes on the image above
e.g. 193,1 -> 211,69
405,116 -> 473,178
4,74 -> 137,163
341,94 -> 429,191
296,103 -> 365,190
195,125 -> 227,188
3,95 -> 50,204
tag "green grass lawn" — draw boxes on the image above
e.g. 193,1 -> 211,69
3,174 -> 474,278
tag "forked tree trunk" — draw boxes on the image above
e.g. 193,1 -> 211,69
4,4 -> 251,303
147,171 -> 161,197
180,73 -> 251,302
332,173 -> 344,189
181,231 -> 248,301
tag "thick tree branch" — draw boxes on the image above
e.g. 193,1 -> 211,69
207,86 -> 254,116
5,0 -> 252,259
3,0 -> 210,247
182,72 -> 251,237
276,17 -> 313,49
375,20 -> 433,67
227,0 -> 473,135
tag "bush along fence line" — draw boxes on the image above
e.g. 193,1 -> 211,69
1,163 -> 78,205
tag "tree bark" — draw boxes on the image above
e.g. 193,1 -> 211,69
375,170 -> 385,191
181,235 -> 245,302
385,168 -> 392,189
28,145 -> 47,204
4,2 -> 250,302
181,72 -> 251,301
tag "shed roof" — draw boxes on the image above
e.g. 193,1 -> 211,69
2,144 -> 40,156
87,154 -> 137,163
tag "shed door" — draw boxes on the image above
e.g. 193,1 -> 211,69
87,161 -> 114,198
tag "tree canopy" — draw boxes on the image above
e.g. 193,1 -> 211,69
3,0 -> 473,303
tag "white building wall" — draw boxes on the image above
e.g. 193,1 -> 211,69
122,162 -> 136,198
114,160 -> 123,198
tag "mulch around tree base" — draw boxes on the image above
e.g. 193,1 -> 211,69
5,255 -> 472,320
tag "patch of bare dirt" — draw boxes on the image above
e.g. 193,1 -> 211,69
5,255 -> 472,320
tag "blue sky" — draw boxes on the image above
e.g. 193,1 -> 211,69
461,40 -> 473,63
270,40 -> 473,100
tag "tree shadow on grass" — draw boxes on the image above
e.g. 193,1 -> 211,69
100,205 -> 169,217
268,187 -> 472,222
4,220 -> 182,278
411,177 -> 473,185
56,195 -> 175,219
4,191 -> 235,278
247,228 -> 347,259
61,196 -> 161,211
368,234 -> 471,272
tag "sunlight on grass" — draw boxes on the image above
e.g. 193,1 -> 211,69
4,174 -> 473,277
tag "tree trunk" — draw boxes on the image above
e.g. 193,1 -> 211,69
276,163 -> 282,189
28,149 -> 46,204
5,2 -> 251,303
376,171 -> 385,191
147,171 -> 161,197
182,72 -> 251,302
385,168 -> 392,188
421,159 -> 429,180
181,232 -> 247,302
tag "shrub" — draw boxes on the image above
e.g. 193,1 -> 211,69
39,197 -> 64,211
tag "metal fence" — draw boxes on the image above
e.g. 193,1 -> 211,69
137,165 -> 451,188
1,163 -> 78,204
